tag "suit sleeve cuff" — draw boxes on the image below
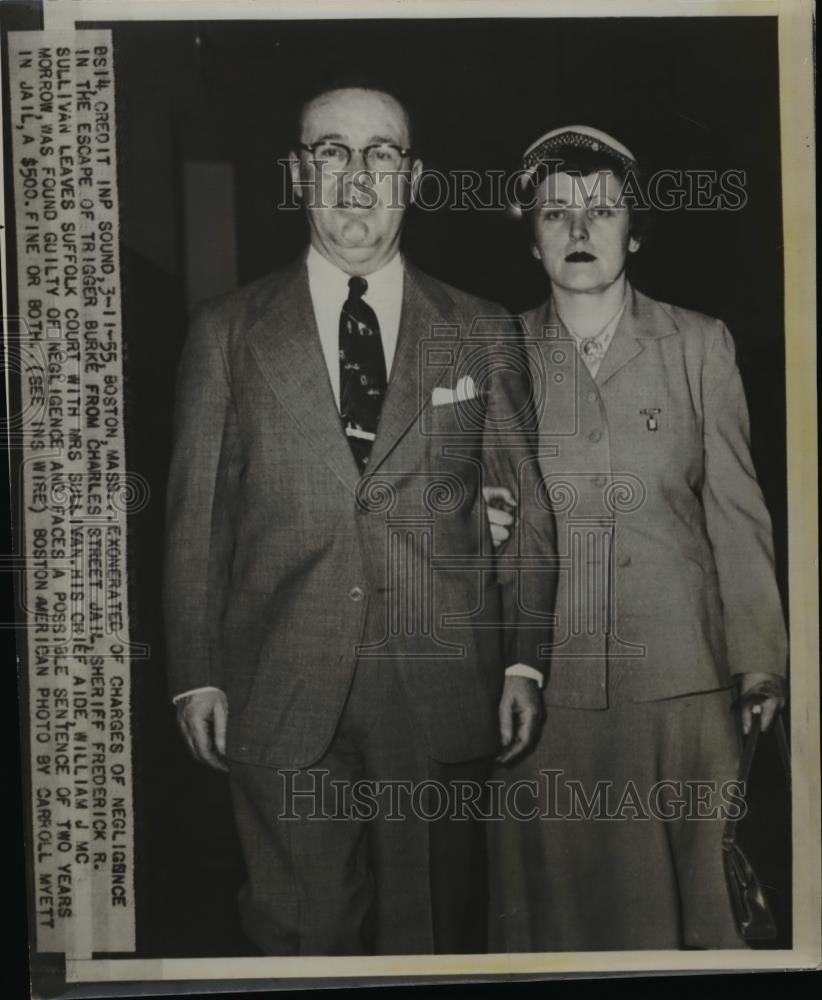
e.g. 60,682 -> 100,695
172,685 -> 224,705
505,663 -> 544,689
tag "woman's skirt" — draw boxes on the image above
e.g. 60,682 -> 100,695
489,680 -> 746,951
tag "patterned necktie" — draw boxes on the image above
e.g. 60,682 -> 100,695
339,275 -> 387,473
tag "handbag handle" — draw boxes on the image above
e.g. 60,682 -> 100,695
724,710 -> 762,846
724,705 -> 791,846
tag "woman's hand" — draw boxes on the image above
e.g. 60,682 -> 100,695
483,486 -> 517,548
737,672 -> 787,735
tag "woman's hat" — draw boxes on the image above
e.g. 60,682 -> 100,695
519,125 -> 637,187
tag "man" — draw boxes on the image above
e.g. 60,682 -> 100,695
163,84 -> 555,956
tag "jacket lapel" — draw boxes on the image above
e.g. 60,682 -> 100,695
246,255 -> 361,494
529,299 -> 589,477
366,262 -> 453,473
596,285 -> 678,387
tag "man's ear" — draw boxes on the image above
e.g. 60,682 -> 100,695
628,235 -> 641,254
288,152 -> 303,201
409,158 -> 424,205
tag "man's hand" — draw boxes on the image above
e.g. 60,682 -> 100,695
483,486 -> 516,548
176,689 -> 229,772
737,671 -> 787,735
496,675 -> 544,764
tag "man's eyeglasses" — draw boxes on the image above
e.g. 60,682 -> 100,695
299,141 -> 413,172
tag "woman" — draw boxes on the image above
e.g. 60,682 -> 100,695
487,126 -> 788,951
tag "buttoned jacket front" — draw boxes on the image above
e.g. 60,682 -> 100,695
163,254 -> 555,768
522,285 -> 787,706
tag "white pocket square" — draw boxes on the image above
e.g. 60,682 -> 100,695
432,375 -> 477,406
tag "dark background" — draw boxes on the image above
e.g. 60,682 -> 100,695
5,13 -> 791,959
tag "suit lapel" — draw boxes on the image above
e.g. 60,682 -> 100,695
246,255 -> 361,494
366,263 -> 453,474
591,290 -> 643,387
595,285 -> 680,386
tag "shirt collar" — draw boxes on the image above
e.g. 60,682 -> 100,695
306,244 -> 403,301
555,287 -> 628,345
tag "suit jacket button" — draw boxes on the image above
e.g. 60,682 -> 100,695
349,586 -> 365,602
618,553 -> 632,567
588,429 -> 602,443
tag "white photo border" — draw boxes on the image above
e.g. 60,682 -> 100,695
4,0 -> 818,984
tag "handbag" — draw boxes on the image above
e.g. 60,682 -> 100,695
722,704 -> 791,942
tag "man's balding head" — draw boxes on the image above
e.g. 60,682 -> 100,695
289,86 -> 422,275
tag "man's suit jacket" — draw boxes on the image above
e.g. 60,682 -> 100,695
163,254 -> 556,768
522,285 -> 787,707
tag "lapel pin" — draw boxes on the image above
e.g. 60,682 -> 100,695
640,407 -> 661,431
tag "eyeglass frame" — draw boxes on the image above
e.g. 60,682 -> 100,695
298,141 -> 415,170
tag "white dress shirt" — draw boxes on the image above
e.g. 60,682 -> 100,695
173,247 -> 541,703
